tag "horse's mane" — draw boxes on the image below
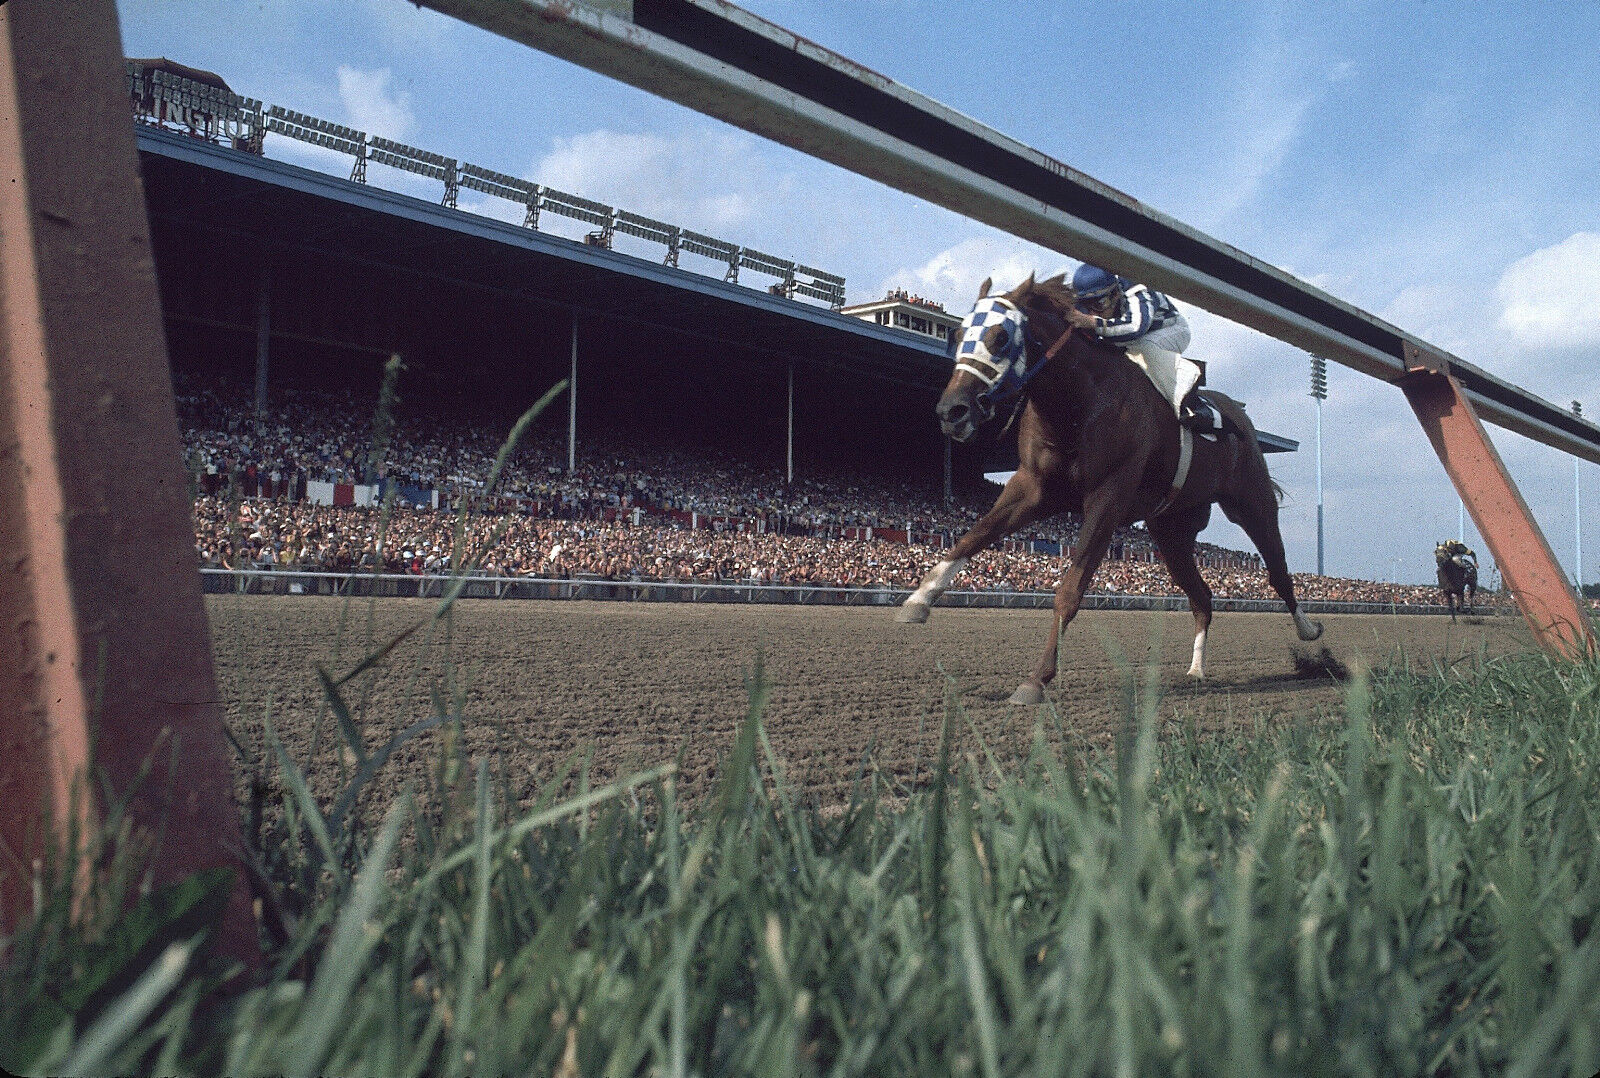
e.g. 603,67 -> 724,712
1006,272 -> 1078,316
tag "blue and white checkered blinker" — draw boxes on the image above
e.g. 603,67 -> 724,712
953,297 -> 1031,412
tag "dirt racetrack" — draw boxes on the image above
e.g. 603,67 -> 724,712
208,596 -> 1533,807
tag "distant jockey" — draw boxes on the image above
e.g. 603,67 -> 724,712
1063,263 -> 1217,431
1437,538 -> 1476,567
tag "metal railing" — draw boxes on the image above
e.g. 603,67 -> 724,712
404,0 -> 1600,466
126,61 -> 846,308
198,569 -> 1491,617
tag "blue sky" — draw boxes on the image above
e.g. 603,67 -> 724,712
118,0 -> 1600,585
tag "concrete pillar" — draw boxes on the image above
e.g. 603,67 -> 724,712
254,262 -> 270,416
567,311 -> 577,473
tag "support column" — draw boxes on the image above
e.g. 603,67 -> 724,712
1575,402 -> 1584,590
1399,364 -> 1596,658
567,312 -> 577,473
1315,396 -> 1324,575
786,357 -> 793,485
254,262 -> 270,417
0,0 -> 256,960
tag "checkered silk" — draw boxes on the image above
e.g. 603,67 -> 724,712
953,297 -> 1029,394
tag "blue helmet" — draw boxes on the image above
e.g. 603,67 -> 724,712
1072,263 -> 1120,300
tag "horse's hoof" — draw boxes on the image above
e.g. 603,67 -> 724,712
1297,619 -> 1324,642
1008,681 -> 1046,705
895,601 -> 931,624
1186,665 -> 1205,679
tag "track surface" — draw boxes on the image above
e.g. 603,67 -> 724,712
208,596 -> 1531,806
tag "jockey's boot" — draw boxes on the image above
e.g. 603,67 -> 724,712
1179,392 -> 1221,433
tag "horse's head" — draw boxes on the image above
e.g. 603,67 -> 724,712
936,273 -> 1076,442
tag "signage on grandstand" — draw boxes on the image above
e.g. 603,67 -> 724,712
302,480 -> 442,508
305,480 -> 375,507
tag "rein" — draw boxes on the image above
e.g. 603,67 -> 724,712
992,325 -> 1076,433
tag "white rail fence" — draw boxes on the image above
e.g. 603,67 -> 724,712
198,569 -> 1492,618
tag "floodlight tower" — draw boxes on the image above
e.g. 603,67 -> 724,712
1310,355 -> 1327,575
1576,401 -> 1584,591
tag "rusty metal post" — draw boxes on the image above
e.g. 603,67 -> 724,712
1399,351 -> 1597,658
0,1 -> 256,960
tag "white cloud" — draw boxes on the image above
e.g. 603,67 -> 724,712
1495,232 -> 1600,350
531,129 -> 789,234
1183,25 -> 1315,231
1205,95 -> 1309,227
875,235 -> 1060,311
336,66 -> 415,141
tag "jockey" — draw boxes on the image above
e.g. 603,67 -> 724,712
1438,538 -> 1476,566
1063,264 -> 1217,430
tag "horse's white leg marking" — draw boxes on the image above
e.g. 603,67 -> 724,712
911,557 -> 967,604
897,557 -> 968,622
1293,609 -> 1324,641
1187,627 -> 1208,678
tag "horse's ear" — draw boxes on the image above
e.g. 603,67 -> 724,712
977,277 -> 991,299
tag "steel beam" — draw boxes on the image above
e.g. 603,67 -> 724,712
1400,369 -> 1596,657
413,0 -> 1600,466
0,1 -> 256,959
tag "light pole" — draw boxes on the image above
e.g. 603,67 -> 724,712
1310,355 -> 1327,575
1575,401 -> 1584,591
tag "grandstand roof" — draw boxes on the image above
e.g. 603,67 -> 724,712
135,125 -> 951,390
136,124 -> 1294,455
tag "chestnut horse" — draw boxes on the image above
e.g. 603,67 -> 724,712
897,273 -> 1322,703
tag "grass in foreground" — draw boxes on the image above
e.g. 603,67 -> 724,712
5,643 -> 1600,1077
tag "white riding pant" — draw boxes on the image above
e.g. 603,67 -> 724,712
1120,319 -> 1200,415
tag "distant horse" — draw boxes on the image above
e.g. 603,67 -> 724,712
896,273 -> 1322,704
1435,544 -> 1478,620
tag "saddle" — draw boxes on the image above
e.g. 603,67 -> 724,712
1170,355 -> 1225,434
1182,388 -> 1229,436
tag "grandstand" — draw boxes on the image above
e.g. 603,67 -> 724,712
178,378 -> 1453,607
131,62 -> 1438,608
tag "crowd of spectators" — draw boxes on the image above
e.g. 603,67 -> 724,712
181,379 -> 1453,606
190,497 -> 1451,605
884,288 -> 947,312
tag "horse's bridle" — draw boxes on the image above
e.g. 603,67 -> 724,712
952,297 -> 1073,423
